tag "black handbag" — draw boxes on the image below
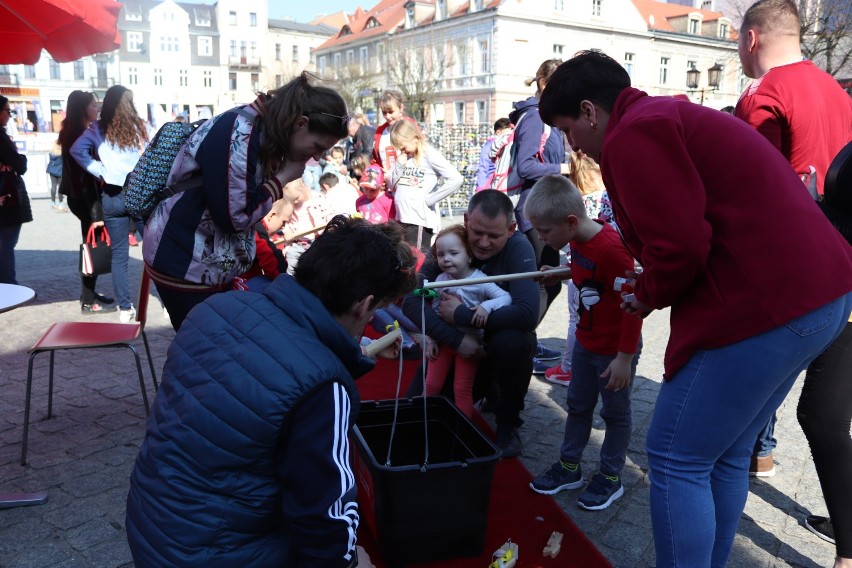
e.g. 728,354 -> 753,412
80,225 -> 112,276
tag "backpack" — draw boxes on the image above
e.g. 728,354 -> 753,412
485,110 -> 551,196
124,118 -> 206,219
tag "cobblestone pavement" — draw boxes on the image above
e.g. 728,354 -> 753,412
0,198 -> 838,567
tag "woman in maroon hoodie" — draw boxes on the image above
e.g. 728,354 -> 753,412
539,50 -> 852,568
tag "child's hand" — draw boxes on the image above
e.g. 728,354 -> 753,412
426,338 -> 439,361
471,305 -> 489,327
538,264 -> 571,287
601,353 -> 633,392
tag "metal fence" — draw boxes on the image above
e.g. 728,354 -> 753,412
419,122 -> 493,217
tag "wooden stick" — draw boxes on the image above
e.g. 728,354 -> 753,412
423,267 -> 571,290
272,223 -> 328,245
362,327 -> 402,357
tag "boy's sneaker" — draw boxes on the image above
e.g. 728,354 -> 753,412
534,342 -> 561,361
119,305 -> 136,323
804,515 -> 835,544
530,460 -> 584,495
577,472 -> 624,510
544,366 -> 572,386
532,357 -> 555,375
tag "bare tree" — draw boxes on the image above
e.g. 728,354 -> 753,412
383,36 -> 455,121
328,63 -> 376,113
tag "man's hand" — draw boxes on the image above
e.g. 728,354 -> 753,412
601,352 -> 633,391
426,337 -> 439,361
91,220 -> 105,228
438,290 -> 463,323
456,333 -> 485,359
538,264 -> 571,287
471,305 -> 489,327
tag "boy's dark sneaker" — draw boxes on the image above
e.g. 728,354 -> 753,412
532,357 -> 555,375
804,515 -> 835,544
530,461 -> 583,495
577,472 -> 624,510
495,423 -> 522,458
534,342 -> 561,361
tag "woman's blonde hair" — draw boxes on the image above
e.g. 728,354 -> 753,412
261,72 -> 347,177
389,119 -> 425,164
568,151 -> 604,196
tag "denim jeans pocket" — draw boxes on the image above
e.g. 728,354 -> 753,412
784,300 -> 835,337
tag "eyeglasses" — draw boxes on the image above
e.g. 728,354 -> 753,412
308,111 -> 350,128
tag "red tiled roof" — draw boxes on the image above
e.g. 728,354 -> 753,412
316,0 -> 407,49
631,0 -> 727,32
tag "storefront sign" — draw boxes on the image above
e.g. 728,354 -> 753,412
0,87 -> 40,97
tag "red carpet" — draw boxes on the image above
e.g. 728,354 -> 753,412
354,356 -> 612,568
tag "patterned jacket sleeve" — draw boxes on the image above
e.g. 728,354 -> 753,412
278,382 -> 359,567
196,111 -> 283,234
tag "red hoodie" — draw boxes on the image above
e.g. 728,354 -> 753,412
601,88 -> 852,379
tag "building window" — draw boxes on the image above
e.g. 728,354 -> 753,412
319,55 -> 327,73
346,50 -> 354,66
719,22 -> 728,38
275,44 -> 281,61
659,57 -> 669,84
125,6 -> 142,21
376,43 -> 385,73
553,44 -> 564,58
154,68 -> 163,86
229,72 -> 237,90
333,53 -> 341,68
275,74 -> 282,86
24,65 -> 36,79
478,40 -> 489,73
359,46 -> 368,68
128,67 -> 138,85
128,32 -> 143,52
250,41 -> 257,58
293,45 -> 300,63
250,12 -> 257,26
179,69 -> 188,86
689,18 -> 699,34
161,35 -> 179,53
592,0 -> 602,16
251,73 -> 259,90
230,40 -> 237,58
405,6 -> 414,28
702,0 -> 712,8
49,59 -> 60,80
456,43 -> 469,75
74,61 -> 85,80
194,8 -> 211,26
203,70 -> 213,87
475,100 -> 486,123
555,0 -> 564,9
229,10 -> 237,25
240,41 -> 247,58
198,36 -> 212,56
473,0 -> 484,9
624,52 -> 634,77
454,101 -> 465,123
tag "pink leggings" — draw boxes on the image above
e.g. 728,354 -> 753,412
425,346 -> 479,418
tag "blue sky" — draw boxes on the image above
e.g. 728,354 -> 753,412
268,0 -> 367,22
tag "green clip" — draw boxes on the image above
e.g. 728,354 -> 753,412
413,288 -> 439,299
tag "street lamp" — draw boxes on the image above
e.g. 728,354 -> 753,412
686,62 -> 723,104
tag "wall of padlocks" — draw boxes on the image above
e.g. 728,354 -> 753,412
419,122 -> 493,217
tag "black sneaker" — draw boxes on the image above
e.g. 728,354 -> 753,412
577,472 -> 624,510
804,515 -> 835,544
95,292 -> 115,304
532,357 -> 555,375
530,461 -> 584,495
534,342 -> 561,361
495,424 -> 522,458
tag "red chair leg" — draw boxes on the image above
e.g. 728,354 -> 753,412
22,352 -> 38,466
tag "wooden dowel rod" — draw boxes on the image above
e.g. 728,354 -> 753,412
423,267 -> 571,289
362,327 -> 402,357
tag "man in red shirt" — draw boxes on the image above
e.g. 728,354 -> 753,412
736,0 -> 852,478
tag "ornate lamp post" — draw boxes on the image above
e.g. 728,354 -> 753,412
686,62 -> 723,105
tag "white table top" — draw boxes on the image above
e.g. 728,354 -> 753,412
0,284 -> 35,313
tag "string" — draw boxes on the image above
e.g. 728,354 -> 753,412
420,284 -> 430,468
384,321 -> 403,467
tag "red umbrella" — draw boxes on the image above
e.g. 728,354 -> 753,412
0,0 -> 122,64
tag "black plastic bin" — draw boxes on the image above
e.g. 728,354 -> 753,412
352,396 -> 501,566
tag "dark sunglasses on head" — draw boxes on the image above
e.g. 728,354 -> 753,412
308,111 -> 350,128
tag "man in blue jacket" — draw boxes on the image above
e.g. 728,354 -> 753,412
126,216 -> 416,567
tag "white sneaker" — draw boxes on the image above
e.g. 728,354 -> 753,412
119,305 -> 136,323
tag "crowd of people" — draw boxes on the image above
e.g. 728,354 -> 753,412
5,0 -> 851,565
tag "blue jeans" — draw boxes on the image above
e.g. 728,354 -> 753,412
647,292 -> 852,568
560,341 -> 640,476
0,223 -> 22,284
102,192 -> 132,310
752,413 -> 776,457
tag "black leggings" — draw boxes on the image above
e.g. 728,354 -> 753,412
797,321 -> 852,558
66,196 -> 98,305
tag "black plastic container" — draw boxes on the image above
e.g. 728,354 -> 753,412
352,397 -> 501,566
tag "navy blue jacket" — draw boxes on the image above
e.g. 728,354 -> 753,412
126,275 -> 371,567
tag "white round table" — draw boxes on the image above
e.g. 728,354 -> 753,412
0,283 -> 46,509
0,283 -> 36,314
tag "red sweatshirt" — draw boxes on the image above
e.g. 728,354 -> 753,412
601,88 -> 852,379
571,222 -> 642,356
735,60 -> 852,195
